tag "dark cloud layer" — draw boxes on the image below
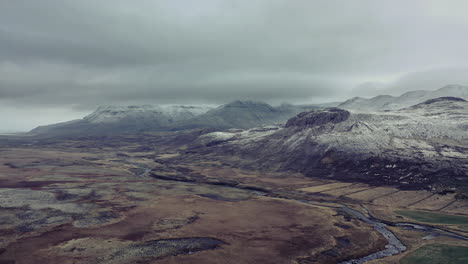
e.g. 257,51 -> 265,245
1,0 -> 468,130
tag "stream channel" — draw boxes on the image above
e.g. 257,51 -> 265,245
134,165 -> 468,263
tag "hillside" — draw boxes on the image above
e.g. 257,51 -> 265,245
31,105 -> 212,136
30,101 -> 319,136
173,101 -> 319,130
192,97 -> 468,192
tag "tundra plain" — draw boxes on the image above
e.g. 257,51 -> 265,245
0,135 -> 466,263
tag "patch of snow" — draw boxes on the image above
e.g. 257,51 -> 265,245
84,105 -> 214,124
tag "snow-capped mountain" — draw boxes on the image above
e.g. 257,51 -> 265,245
30,101 -> 319,136
84,105 -> 213,125
29,84 -> 468,138
173,101 -> 319,130
192,97 -> 468,191
31,104 -> 213,136
339,84 -> 468,111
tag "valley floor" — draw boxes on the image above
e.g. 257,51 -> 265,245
0,136 -> 467,263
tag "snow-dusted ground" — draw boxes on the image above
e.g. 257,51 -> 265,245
84,105 -> 214,124
200,99 -> 467,149
195,98 -> 468,185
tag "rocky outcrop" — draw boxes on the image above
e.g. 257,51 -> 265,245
400,97 -> 468,119
285,108 -> 350,128
420,97 -> 467,104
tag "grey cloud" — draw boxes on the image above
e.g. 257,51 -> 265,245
387,67 -> 468,94
0,61 -> 342,109
352,67 -> 468,98
1,0 -> 468,130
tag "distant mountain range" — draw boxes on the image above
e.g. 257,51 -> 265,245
339,84 -> 468,111
16,84 -> 468,193
30,101 -> 321,136
30,84 -> 468,137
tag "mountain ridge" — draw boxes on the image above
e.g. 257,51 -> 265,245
29,84 -> 468,137
339,84 -> 468,111
29,101 -> 320,136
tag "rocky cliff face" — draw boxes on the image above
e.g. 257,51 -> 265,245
285,108 -> 350,127
192,97 -> 468,191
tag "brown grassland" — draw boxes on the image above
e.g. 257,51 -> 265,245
0,137 -> 466,263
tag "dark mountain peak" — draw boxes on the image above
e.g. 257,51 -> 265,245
339,97 -> 364,104
221,100 -> 274,109
372,94 -> 393,99
171,100 -> 309,130
401,96 -> 468,115
285,108 -> 350,128
208,101 -> 277,115
421,97 -> 467,105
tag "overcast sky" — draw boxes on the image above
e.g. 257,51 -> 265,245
1,0 -> 468,131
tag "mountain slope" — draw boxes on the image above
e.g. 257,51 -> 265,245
339,84 -> 468,111
31,105 -> 213,136
84,105 -> 212,124
173,101 -> 319,130
30,101 -> 319,136
192,97 -> 468,192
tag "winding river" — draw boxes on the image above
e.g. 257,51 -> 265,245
338,206 -> 406,264
133,164 -> 468,263
293,199 -> 468,263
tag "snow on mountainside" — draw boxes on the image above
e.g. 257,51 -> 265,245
174,101 -> 319,130
193,97 -> 468,191
84,105 -> 213,124
29,84 -> 467,137
399,97 -> 467,119
30,101 -> 319,136
339,84 -> 468,111
30,105 -> 213,136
